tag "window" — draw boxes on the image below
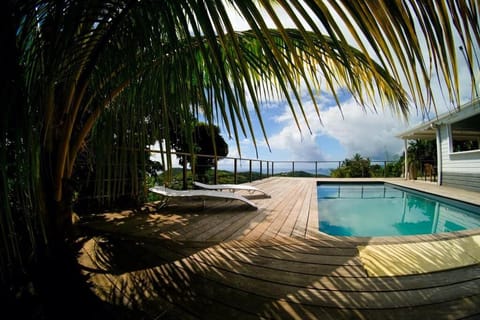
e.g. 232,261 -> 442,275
450,113 -> 480,152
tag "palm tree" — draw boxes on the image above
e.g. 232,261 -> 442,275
2,0 -> 478,316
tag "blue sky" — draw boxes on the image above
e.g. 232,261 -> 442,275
216,80 -> 475,172
213,4 -> 479,171
152,5 -> 478,173
221,90 -> 410,162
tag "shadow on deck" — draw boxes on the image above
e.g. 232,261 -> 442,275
78,177 -> 480,319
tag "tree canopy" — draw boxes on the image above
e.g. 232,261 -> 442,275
172,123 -> 229,183
2,0 -> 479,317
331,153 -> 372,178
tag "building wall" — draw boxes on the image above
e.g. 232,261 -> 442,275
439,124 -> 480,192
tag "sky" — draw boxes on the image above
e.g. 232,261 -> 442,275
215,4 -> 478,171
153,4 -> 478,173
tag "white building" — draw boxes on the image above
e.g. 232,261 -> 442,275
397,98 -> 480,192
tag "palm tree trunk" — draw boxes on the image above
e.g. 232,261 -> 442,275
40,162 -> 74,245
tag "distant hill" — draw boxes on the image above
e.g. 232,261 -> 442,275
274,170 -> 329,178
150,168 -> 329,188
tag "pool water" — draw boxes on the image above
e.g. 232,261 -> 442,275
318,183 -> 480,237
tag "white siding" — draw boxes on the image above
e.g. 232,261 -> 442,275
439,124 -> 480,191
440,125 -> 450,169
440,124 -> 480,173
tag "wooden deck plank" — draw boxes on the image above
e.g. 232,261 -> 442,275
242,180 -> 303,240
228,246 -> 363,266
183,252 -> 480,293
307,179 -> 321,239
81,237 -> 480,319
192,247 -> 368,278
207,209 -> 266,241
173,256 -> 480,309
226,181 -> 305,242
80,177 -> 480,319
223,209 -> 270,241
179,209 -> 253,241
278,181 -> 311,237
292,179 -> 315,238
257,180 -> 308,240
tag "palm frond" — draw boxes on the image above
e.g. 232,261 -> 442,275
2,0 -> 479,295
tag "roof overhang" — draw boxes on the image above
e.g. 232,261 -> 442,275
396,98 -> 480,140
397,123 -> 437,140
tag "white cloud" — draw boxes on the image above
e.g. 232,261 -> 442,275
221,3 -> 479,164
149,140 -> 181,168
319,100 -> 410,159
266,96 -> 416,161
269,126 -> 324,161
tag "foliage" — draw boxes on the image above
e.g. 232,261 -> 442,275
2,0 -> 479,318
171,123 -> 229,183
331,154 -> 404,178
72,148 -> 163,215
407,139 -> 437,176
275,170 -> 325,177
369,164 -> 384,177
150,167 -> 265,191
149,166 -> 329,193
408,140 -> 437,163
384,158 -> 405,177
331,153 -> 371,178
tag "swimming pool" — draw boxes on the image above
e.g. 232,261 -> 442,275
317,182 -> 480,237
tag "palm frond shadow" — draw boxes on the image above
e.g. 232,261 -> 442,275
78,233 -> 214,318
79,233 -> 211,274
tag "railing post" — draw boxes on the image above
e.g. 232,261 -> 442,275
249,160 -> 252,182
151,150 -> 396,184
234,158 -> 238,184
182,155 -> 187,190
214,156 -> 218,184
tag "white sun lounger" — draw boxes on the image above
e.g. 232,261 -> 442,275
149,186 -> 258,209
193,181 -> 270,197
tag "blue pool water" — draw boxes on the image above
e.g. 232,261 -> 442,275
318,183 -> 480,237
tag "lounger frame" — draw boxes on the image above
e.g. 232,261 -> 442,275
149,186 -> 258,209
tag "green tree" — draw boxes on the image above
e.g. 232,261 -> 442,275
2,0 -> 479,317
384,156 -> 405,178
407,139 -> 437,178
332,153 -> 371,177
172,123 -> 229,183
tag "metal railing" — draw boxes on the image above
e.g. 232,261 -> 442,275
148,149 -> 398,189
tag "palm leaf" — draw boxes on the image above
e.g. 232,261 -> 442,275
2,0 -> 479,294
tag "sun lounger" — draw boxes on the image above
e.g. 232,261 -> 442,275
149,186 -> 258,209
193,181 -> 270,197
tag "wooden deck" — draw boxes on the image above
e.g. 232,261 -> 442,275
79,177 -> 480,319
